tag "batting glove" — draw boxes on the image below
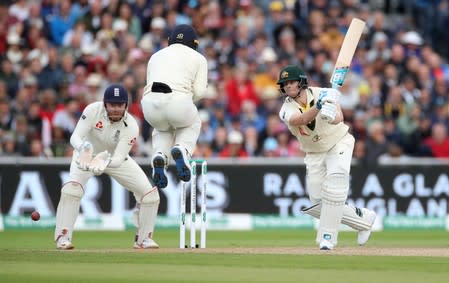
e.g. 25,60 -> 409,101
320,102 -> 337,123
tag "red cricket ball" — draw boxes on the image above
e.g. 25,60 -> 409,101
31,211 -> 40,221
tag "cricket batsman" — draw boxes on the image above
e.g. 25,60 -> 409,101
277,65 -> 376,250
141,24 -> 208,189
54,84 -> 160,250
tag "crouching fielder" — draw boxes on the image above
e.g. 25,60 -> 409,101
141,24 -> 208,189
277,65 -> 376,250
54,84 -> 160,250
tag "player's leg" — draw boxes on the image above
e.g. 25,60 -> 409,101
107,159 -> 160,248
302,203 -> 377,245
171,115 -> 201,182
165,92 -> 201,182
141,93 -> 173,188
318,134 -> 355,250
134,187 -> 160,248
54,162 -> 91,249
151,129 -> 174,188
318,174 -> 348,250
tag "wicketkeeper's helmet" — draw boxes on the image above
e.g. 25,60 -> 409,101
277,65 -> 308,90
168,24 -> 199,50
103,84 -> 129,105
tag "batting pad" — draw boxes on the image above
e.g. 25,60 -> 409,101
303,203 -> 374,231
136,187 -> 160,245
54,182 -> 84,241
317,174 -> 349,245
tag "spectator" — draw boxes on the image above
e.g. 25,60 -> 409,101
0,97 -> 13,132
262,137 -> 279,157
49,0 -> 80,46
219,130 -> 248,158
424,122 -> 449,158
243,126 -> 260,157
225,64 -> 259,118
52,98 -> 80,138
364,120 -> 389,164
1,133 -> 19,156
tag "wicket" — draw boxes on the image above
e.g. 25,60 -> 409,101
179,160 -> 207,249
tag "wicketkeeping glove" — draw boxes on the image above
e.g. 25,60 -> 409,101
76,141 -> 93,171
89,150 -> 111,175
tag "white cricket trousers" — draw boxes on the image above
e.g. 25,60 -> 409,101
69,156 -> 155,200
141,91 -> 201,157
304,132 -> 355,203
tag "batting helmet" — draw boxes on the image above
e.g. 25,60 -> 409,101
103,84 -> 128,105
168,24 -> 199,50
277,65 -> 308,89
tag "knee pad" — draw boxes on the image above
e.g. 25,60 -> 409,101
321,173 -> 348,205
61,182 -> 84,199
140,187 -> 160,206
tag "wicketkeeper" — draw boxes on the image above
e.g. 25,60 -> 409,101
277,65 -> 376,250
54,84 -> 160,250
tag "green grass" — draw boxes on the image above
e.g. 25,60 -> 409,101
1,230 -> 449,283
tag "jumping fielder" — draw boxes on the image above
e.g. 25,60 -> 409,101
54,84 -> 160,250
141,24 -> 208,188
277,65 -> 376,250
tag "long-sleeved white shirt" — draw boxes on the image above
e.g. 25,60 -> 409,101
279,87 -> 349,153
70,102 -> 139,168
143,43 -> 208,101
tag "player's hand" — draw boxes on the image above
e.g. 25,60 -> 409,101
89,150 -> 111,175
320,102 -> 337,123
76,141 -> 93,171
322,88 -> 340,104
317,90 -> 328,110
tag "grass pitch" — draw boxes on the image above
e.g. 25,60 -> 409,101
1,230 -> 448,283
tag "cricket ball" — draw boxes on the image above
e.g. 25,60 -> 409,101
31,211 -> 40,221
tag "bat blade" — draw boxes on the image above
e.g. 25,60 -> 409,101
330,18 -> 366,88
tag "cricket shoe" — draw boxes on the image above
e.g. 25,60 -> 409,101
357,209 -> 377,246
152,153 -> 168,188
134,238 -> 159,249
319,239 -> 334,251
171,145 -> 191,182
56,235 -> 74,250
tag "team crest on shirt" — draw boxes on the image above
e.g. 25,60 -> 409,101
95,121 -> 103,130
128,137 -> 136,145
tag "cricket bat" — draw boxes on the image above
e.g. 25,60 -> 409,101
330,18 -> 366,89
321,18 -> 365,121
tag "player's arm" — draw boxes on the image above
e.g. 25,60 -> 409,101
329,103 -> 344,124
288,107 -> 320,126
279,104 -> 319,127
192,55 -> 208,102
108,128 -> 138,168
70,106 -> 94,150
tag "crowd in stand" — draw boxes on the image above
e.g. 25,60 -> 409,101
0,0 -> 449,164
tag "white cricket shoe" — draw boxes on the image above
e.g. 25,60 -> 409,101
134,238 -> 159,249
319,239 -> 334,251
357,209 -> 377,246
56,235 -> 74,250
